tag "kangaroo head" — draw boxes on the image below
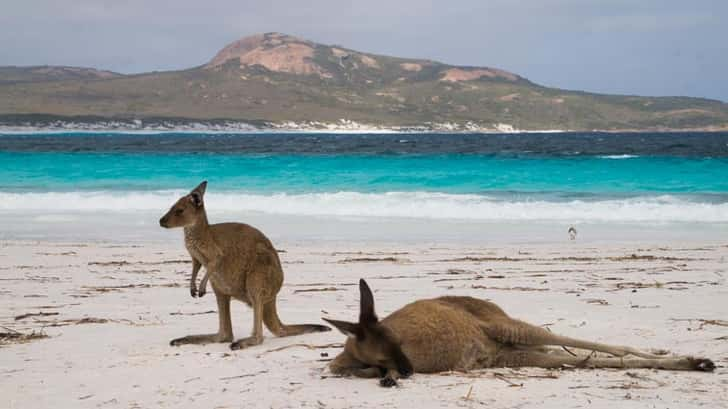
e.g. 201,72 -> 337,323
159,181 -> 207,228
324,279 -> 413,377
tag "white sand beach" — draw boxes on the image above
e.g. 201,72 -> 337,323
1,227 -> 727,408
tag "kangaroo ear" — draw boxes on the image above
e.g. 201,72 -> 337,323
191,180 -> 207,196
322,318 -> 361,339
359,279 -> 378,325
189,192 -> 203,207
189,181 -> 207,207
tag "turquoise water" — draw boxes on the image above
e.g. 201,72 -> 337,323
2,152 -> 727,197
1,132 -> 727,223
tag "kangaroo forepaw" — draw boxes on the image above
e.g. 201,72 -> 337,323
189,286 -> 198,298
198,287 -> 206,297
379,377 -> 398,388
691,358 -> 716,372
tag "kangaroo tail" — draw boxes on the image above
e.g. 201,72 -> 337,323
263,299 -> 330,337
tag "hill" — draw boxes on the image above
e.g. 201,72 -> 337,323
0,66 -> 122,85
1,32 -> 727,131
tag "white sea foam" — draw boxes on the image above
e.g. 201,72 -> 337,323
1,190 -> 727,223
598,154 -> 640,159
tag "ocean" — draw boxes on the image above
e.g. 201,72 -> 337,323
1,131 -> 727,243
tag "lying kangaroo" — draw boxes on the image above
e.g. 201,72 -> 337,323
160,181 -> 330,349
325,279 -> 715,387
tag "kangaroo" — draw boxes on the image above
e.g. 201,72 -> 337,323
325,279 -> 715,387
160,181 -> 330,349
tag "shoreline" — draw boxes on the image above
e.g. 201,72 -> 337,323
2,209 -> 728,247
2,119 -> 728,134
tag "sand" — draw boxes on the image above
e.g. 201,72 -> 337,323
1,238 -> 727,408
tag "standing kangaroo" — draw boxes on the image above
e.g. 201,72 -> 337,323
325,280 -> 715,387
160,181 -> 330,349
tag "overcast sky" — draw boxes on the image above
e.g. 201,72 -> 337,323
2,0 -> 726,101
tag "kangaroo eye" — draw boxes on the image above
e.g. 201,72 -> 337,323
175,209 -> 184,215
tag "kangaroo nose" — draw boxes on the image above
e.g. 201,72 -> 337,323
159,217 -> 168,227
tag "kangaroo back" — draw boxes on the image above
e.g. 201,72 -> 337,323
381,298 -> 499,372
435,296 -> 509,323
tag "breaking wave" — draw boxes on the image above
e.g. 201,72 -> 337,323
598,154 -> 640,159
1,190 -> 727,223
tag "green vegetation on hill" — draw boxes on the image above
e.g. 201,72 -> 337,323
0,66 -> 122,85
1,33 -> 726,131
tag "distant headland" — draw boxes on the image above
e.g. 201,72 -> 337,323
1,32 -> 727,132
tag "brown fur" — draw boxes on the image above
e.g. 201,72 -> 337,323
160,181 -> 329,350
326,280 -> 715,387
189,261 -> 209,298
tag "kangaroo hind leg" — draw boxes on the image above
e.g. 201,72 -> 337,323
230,295 -> 264,350
170,292 -> 233,345
495,347 -> 714,372
483,318 -> 665,359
